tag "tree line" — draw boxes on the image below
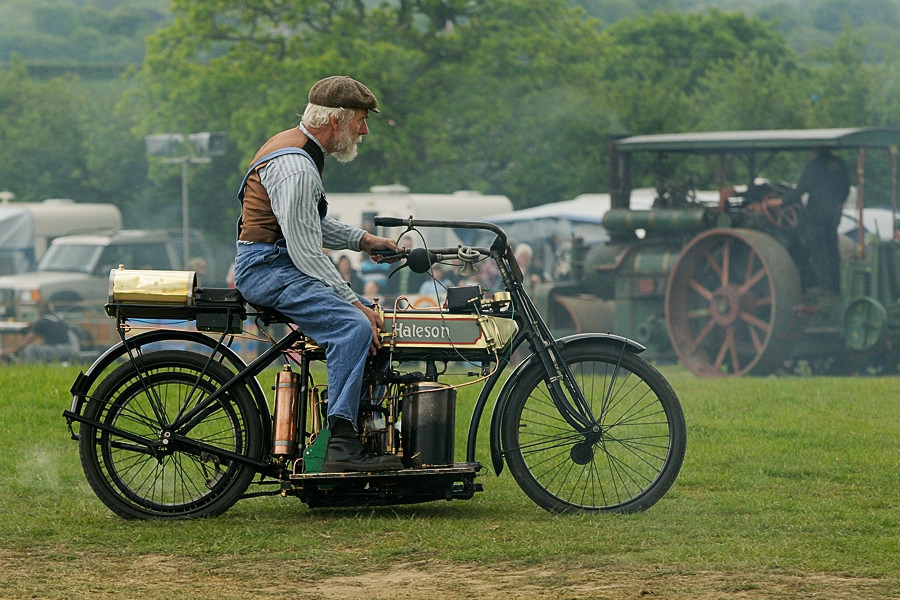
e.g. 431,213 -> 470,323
1,0 -> 899,247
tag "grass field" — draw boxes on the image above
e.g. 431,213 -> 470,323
0,363 -> 897,599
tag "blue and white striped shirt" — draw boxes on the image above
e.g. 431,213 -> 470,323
260,137 -> 365,304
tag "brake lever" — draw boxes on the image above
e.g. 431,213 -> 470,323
373,247 -> 408,264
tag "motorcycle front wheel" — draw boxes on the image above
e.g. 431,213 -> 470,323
501,342 -> 686,513
78,351 -> 262,519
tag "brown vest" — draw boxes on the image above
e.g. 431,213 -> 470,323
238,127 -> 321,243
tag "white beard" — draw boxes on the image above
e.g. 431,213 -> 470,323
331,127 -> 361,163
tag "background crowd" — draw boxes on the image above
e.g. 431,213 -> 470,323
330,234 -> 569,308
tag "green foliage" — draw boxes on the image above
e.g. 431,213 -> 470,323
0,0 -> 169,63
693,52 -> 809,131
809,0 -> 900,33
804,30 -> 880,127
0,58 -> 88,201
865,59 -> 900,129
600,9 -> 795,93
597,9 -> 800,134
374,0 -> 612,207
0,56 -> 147,205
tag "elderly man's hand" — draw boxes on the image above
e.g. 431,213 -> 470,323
353,300 -> 383,355
359,232 -> 402,262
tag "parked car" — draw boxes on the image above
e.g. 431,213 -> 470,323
0,229 -> 211,323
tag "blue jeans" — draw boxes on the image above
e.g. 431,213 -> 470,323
233,240 -> 372,430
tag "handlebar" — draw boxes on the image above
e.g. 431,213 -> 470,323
373,216 -> 508,252
374,215 -> 523,281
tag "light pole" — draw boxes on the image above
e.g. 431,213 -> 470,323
145,131 -> 226,266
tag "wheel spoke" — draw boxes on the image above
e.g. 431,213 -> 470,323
738,264 -> 767,295
740,310 -> 771,336
721,238 -> 731,286
711,326 -> 736,372
704,241 -> 728,286
684,314 -> 715,353
687,277 -> 714,301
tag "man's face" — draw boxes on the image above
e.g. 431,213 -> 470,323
331,109 -> 369,163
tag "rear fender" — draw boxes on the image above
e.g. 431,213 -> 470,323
68,330 -> 270,442
487,333 -> 644,475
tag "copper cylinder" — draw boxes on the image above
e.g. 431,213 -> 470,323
272,365 -> 301,456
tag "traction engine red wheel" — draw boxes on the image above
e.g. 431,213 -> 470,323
665,229 -> 802,377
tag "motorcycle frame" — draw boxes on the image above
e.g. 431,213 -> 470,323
65,218 -> 645,478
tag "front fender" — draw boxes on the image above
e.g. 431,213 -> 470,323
68,330 -> 270,442
488,333 -> 644,475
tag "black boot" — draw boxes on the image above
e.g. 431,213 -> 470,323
322,418 -> 403,473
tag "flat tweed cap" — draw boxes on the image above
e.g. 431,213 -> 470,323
308,76 -> 379,113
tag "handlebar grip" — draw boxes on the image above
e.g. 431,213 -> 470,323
373,216 -> 406,227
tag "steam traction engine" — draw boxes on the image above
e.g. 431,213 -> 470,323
542,128 -> 900,376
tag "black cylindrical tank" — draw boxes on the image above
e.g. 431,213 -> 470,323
402,382 -> 456,467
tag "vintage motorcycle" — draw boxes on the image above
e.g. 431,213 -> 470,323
63,217 -> 686,519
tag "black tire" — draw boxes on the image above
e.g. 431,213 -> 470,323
78,351 -> 262,519
501,343 -> 686,513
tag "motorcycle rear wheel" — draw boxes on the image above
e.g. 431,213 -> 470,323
501,343 -> 686,513
78,351 -> 262,519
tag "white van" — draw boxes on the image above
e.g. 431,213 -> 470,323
326,185 -> 513,251
0,199 -> 123,275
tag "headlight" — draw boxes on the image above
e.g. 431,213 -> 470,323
17,289 -> 39,303
0,289 -> 15,318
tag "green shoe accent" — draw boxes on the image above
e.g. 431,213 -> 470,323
302,429 -> 330,473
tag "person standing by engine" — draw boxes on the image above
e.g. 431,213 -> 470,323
233,76 -> 403,472
785,148 -> 851,294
